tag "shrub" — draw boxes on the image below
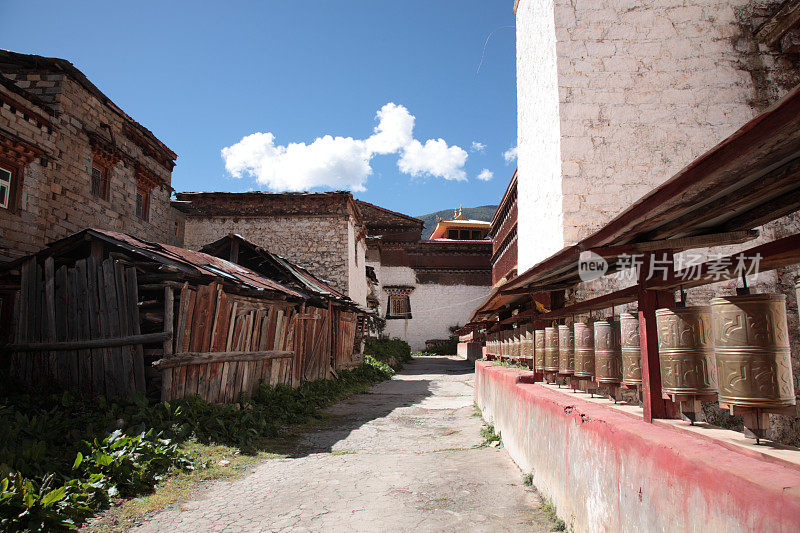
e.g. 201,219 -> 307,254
0,358 -> 394,531
364,337 -> 411,369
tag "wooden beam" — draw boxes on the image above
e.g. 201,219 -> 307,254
637,252 -> 679,422
538,286 -> 639,320
646,232 -> 800,291
589,230 -> 759,257
152,350 -> 293,369
757,0 -> 800,46
645,156 -> 800,240
8,331 -> 172,351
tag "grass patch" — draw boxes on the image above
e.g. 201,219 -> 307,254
493,359 -> 532,371
480,423 -> 502,447
522,473 -> 534,487
539,496 -> 567,532
0,356 -> 393,531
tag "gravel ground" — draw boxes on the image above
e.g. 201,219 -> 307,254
130,356 -> 552,533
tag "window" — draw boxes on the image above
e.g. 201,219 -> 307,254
90,164 -> 110,200
459,229 -> 470,239
448,229 -> 459,239
0,166 -> 11,209
387,294 -> 411,319
471,230 -> 482,240
136,187 -> 150,221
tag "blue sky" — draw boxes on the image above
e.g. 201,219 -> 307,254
2,1 -> 517,216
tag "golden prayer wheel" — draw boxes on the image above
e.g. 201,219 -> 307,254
594,319 -> 622,385
513,329 -> 521,358
573,322 -> 594,379
522,325 -> 533,361
710,294 -> 795,408
544,327 -> 559,372
620,313 -> 642,386
558,325 -> 574,375
655,306 -> 716,395
534,329 -> 545,372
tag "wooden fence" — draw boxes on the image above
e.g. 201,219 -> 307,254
333,310 -> 357,370
9,268 -> 363,403
158,282 -> 297,401
9,257 -> 152,398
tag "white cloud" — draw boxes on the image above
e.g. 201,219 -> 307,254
222,132 -> 372,192
471,141 -> 486,152
365,103 -> 414,155
398,139 -> 468,181
222,102 -> 470,191
503,145 -> 518,163
477,169 -> 493,181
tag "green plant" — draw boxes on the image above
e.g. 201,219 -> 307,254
522,473 -> 534,487
75,430 -> 196,498
539,496 -> 567,532
480,423 -> 502,446
364,337 -> 411,369
0,472 -> 75,531
0,358 -> 394,530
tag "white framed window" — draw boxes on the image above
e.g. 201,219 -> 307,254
0,166 -> 12,209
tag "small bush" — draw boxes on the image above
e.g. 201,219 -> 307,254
364,337 -> 411,369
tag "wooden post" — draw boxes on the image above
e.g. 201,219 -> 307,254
637,251 -> 679,422
163,286 -> 174,357
229,238 -> 240,264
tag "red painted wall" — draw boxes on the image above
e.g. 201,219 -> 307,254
475,361 -> 800,532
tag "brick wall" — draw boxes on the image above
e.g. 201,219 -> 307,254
0,67 -> 179,262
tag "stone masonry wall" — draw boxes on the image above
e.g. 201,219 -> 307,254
0,73 -> 178,262
551,0 -> 798,247
516,0 -> 800,443
182,214 -> 353,299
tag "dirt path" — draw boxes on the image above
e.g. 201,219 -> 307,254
131,356 -> 552,532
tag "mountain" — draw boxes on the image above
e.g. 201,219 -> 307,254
416,205 -> 498,240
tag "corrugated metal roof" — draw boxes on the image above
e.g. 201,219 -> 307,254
89,229 -> 305,298
199,234 -> 351,303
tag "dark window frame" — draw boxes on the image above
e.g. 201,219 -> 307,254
136,187 -> 151,221
386,293 -> 412,320
90,160 -> 111,201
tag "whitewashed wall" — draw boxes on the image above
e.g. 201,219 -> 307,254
347,218 -> 368,307
516,0 -> 564,271
370,264 -> 491,351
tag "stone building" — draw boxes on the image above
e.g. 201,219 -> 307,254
513,0 -> 800,381
515,0 -> 800,270
174,191 -> 369,307
0,50 -> 180,263
358,200 -> 492,350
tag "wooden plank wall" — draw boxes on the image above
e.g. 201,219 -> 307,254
11,257 -> 145,398
160,281 -> 297,402
333,310 -> 357,370
297,305 -> 331,381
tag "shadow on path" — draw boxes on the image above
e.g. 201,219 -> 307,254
280,356 -> 473,458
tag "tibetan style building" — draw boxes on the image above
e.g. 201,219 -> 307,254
0,50 -> 181,263
358,200 -> 491,350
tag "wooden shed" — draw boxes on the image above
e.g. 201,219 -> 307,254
1,229 -> 367,402
200,234 -> 370,377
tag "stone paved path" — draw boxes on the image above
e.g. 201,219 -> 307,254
132,356 -> 551,532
